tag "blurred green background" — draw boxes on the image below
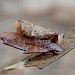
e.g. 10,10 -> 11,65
0,0 -> 75,75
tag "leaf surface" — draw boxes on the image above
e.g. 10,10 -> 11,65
0,32 -> 62,54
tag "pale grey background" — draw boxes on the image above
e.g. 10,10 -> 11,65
0,0 -> 75,75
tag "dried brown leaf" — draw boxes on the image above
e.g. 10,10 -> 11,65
0,27 -> 74,69
24,27 -> 75,69
0,32 -> 62,54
